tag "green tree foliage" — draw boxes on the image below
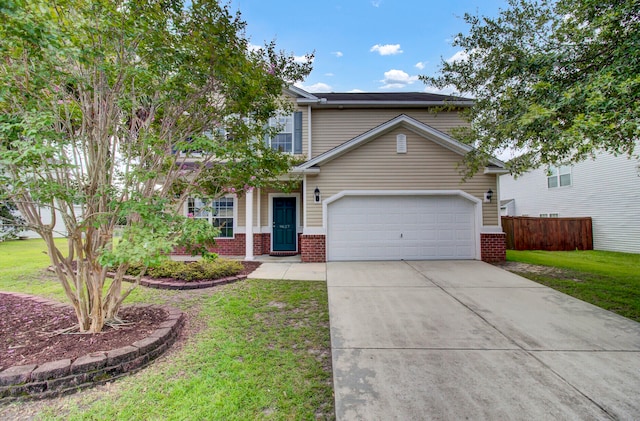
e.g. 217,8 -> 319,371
0,194 -> 25,240
424,0 -> 639,175
0,0 -> 311,332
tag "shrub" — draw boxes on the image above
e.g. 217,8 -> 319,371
126,258 -> 243,281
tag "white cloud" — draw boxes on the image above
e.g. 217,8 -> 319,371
415,61 -> 426,70
348,89 -> 365,93
332,51 -> 343,58
380,69 -> 419,89
324,73 -> 334,77
371,0 -> 382,7
294,54 -> 314,64
370,44 -> 403,56
294,81 -> 333,92
423,85 -> 458,95
422,84 -> 474,99
446,50 -> 469,63
248,43 -> 263,52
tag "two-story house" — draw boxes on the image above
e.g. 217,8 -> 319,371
500,148 -> 640,254
180,86 -> 508,263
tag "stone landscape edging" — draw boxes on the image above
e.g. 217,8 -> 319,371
47,267 -> 248,290
0,292 -> 184,402
134,273 -> 247,290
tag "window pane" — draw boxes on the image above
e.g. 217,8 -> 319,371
547,166 -> 558,176
271,133 -> 292,153
547,176 -> 558,188
188,198 -> 210,218
213,218 -> 233,238
212,198 -> 234,238
559,173 -> 571,186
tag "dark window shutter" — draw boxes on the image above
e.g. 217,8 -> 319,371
293,111 -> 303,154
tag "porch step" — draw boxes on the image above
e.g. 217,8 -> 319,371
269,251 -> 299,257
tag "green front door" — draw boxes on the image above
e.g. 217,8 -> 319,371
273,197 -> 296,251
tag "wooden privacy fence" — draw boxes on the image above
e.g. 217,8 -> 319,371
501,216 -> 593,251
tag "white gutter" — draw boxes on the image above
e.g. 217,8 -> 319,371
484,167 -> 510,175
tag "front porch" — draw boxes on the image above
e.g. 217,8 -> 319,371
174,182 -> 326,262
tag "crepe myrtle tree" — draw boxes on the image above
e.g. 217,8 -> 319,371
424,0 -> 639,177
0,0 -> 312,333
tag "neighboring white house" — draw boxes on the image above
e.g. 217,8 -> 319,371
15,206 -> 81,239
500,149 -> 640,254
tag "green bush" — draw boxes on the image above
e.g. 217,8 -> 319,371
126,258 -> 243,281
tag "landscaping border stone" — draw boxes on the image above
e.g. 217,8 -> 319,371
47,263 -> 255,290
0,292 -> 184,402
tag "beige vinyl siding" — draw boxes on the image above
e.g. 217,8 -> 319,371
306,127 -> 499,227
311,109 -> 467,158
253,185 -> 304,228
236,195 -> 246,227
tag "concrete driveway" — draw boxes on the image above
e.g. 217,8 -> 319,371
328,260 -> 640,420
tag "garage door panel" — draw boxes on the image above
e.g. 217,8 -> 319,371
327,195 -> 476,261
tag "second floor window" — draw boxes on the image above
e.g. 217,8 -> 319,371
266,111 -> 303,154
268,114 -> 293,152
547,165 -> 571,188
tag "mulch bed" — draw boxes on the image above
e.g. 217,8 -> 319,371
0,295 -> 166,370
0,260 -> 261,370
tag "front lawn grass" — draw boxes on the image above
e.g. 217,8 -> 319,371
0,238 -> 186,305
41,280 -> 333,421
507,250 -> 640,322
0,239 -> 335,419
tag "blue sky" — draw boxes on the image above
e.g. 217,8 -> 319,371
229,0 -> 506,93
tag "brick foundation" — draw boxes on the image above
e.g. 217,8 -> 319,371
480,232 -> 506,263
173,233 -> 274,257
300,235 -> 326,263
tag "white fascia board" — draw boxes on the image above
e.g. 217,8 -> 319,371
290,167 -> 320,175
285,86 -> 318,100
484,166 -> 509,175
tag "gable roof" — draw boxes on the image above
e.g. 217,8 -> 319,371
295,114 -> 506,171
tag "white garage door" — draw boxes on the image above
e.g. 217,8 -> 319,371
327,195 -> 476,261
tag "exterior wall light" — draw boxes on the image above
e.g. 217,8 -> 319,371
484,189 -> 493,203
314,187 -> 321,203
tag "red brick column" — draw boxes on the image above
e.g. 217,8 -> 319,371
481,232 -> 506,263
253,233 -> 269,256
300,235 -> 326,263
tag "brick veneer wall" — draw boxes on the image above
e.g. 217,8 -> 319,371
481,232 -> 506,262
173,233 -> 272,257
301,235 -> 326,262
0,293 -> 184,402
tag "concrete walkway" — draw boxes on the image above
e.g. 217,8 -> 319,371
328,260 -> 640,420
247,262 -> 326,281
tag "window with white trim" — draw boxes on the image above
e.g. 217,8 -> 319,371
547,165 -> 571,188
268,114 -> 294,153
187,197 -> 235,238
266,111 -> 302,154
